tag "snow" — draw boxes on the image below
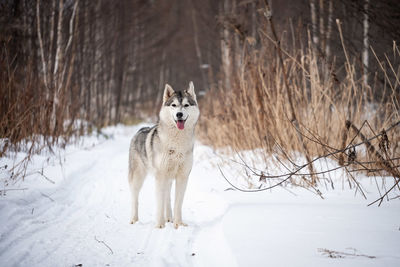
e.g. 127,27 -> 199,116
0,124 -> 399,267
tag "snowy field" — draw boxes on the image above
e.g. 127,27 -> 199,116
0,124 -> 399,267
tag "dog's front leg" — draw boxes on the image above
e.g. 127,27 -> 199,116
155,175 -> 166,228
165,179 -> 173,223
173,176 -> 188,229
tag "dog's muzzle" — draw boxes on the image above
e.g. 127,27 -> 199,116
175,112 -> 186,130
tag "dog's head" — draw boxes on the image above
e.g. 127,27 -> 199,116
160,81 -> 200,130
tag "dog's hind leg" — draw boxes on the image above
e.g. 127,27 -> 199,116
128,159 -> 146,224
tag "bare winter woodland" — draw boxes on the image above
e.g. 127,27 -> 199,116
1,0 -> 400,200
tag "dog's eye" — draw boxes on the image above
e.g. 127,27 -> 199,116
171,104 -> 176,107
184,104 -> 189,107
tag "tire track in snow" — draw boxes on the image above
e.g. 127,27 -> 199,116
0,157 -> 102,266
0,137 -> 129,266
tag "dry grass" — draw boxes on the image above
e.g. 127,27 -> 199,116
0,41 -> 84,181
198,27 -> 400,180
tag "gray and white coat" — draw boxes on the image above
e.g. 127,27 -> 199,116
128,82 -> 200,229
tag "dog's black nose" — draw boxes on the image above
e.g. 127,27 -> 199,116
176,112 -> 183,119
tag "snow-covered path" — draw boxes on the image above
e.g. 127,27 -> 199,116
0,125 -> 202,266
0,125 -> 399,267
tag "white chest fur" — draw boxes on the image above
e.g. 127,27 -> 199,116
153,126 -> 194,178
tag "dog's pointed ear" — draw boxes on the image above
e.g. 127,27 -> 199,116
163,84 -> 174,103
187,81 -> 196,101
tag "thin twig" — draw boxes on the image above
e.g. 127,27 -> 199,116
219,164 -> 296,193
40,192 -> 55,202
94,236 -> 114,255
318,248 -> 376,259
37,170 -> 56,184
218,119 -> 400,201
0,188 -> 28,195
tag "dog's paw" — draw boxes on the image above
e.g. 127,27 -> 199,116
173,221 -> 188,229
155,223 -> 166,229
155,219 -> 166,229
130,218 -> 138,224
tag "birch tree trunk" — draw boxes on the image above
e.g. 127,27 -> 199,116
221,0 -> 232,90
362,0 -> 370,86
310,0 -> 319,46
325,0 -> 333,58
53,0 -> 64,87
36,0 -> 49,91
190,1 -> 207,88
51,0 -> 64,133
319,0 -> 325,51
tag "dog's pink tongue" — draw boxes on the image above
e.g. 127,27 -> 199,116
177,120 -> 185,130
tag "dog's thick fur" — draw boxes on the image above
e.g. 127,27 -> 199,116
128,82 -> 200,229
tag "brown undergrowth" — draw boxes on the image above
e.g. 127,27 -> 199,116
198,21 -> 400,193
0,41 -> 84,181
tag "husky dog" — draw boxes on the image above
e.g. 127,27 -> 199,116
128,81 -> 200,229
